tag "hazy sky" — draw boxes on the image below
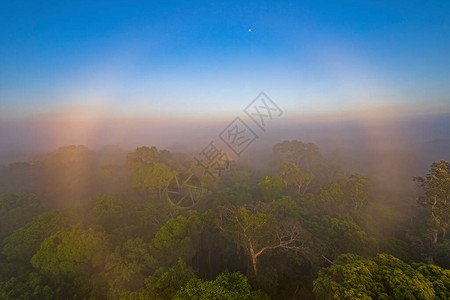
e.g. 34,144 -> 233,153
1,0 -> 449,120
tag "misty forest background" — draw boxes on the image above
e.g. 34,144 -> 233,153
0,117 -> 449,299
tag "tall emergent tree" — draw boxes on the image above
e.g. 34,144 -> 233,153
414,160 -> 449,239
278,162 -> 314,195
345,174 -> 369,210
413,160 -> 449,264
217,205 -> 310,276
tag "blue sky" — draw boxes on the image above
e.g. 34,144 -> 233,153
1,0 -> 449,119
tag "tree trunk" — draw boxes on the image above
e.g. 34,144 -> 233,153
251,254 -> 258,276
432,229 -> 438,245
302,180 -> 311,195
297,183 -> 302,195
427,228 -> 439,265
249,242 -> 258,276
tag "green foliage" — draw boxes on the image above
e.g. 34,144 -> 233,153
0,273 -> 52,300
90,194 -> 132,233
263,196 -> 302,220
217,205 -> 310,276
318,181 -> 344,211
409,160 -> 450,266
306,216 -> 376,260
0,143 -> 447,299
0,209 -> 79,299
218,206 -> 277,253
105,238 -> 156,299
278,162 -> 315,195
297,193 -> 318,216
412,263 -> 450,298
0,194 -> 42,241
175,271 -> 269,300
126,146 -> 159,169
2,211 -> 65,266
132,163 -> 175,199
345,174 -> 369,210
30,225 -> 110,299
414,160 -> 449,239
138,258 -> 195,300
258,175 -> 283,201
215,183 -> 253,207
150,211 -> 205,267
378,237 -> 409,262
313,254 -> 450,300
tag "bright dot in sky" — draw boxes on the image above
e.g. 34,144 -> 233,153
248,29 -> 252,32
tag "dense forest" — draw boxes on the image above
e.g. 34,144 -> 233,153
0,141 -> 448,299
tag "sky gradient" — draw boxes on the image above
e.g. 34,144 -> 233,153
1,0 -> 449,119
